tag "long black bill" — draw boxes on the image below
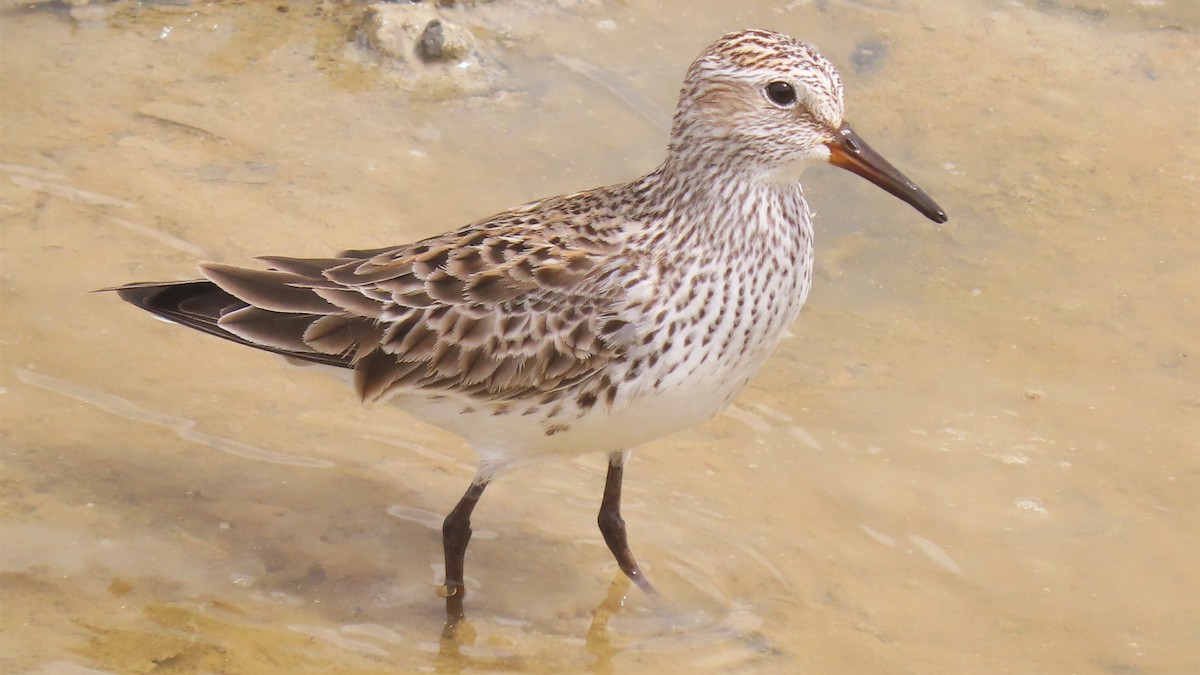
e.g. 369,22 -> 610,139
826,122 -> 948,224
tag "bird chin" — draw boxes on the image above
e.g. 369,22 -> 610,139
764,152 -> 826,186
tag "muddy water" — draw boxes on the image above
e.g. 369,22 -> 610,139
1,1 -> 1196,672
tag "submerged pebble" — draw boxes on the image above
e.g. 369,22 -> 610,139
850,39 -> 888,74
357,3 -> 500,95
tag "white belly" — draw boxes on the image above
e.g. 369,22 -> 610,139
392,375 -> 738,475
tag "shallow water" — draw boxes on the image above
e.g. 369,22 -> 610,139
1,0 -> 1197,673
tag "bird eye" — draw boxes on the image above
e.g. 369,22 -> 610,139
765,81 -> 797,107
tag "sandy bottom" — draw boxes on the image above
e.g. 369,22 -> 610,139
1,0 -> 1197,672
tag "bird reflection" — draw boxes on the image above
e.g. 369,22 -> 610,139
435,572 -> 634,673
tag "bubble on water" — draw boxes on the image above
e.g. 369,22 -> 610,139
1014,498 -> 1050,517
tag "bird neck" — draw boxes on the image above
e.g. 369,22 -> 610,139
628,157 -> 813,254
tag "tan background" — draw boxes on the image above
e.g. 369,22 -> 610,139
1,0 -> 1197,672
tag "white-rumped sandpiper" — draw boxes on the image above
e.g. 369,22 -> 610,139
112,28 -> 947,622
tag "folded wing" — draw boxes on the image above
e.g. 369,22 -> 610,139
115,214 -> 635,404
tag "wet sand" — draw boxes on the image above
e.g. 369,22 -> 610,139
1,0 -> 1197,672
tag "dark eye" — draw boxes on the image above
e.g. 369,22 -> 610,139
766,81 -> 796,107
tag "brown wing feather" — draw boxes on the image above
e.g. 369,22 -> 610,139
304,215 -> 629,402
111,281 -> 355,369
112,191 -> 638,404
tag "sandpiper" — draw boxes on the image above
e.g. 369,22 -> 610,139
112,29 -> 946,620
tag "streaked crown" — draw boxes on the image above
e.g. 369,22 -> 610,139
668,29 -> 846,171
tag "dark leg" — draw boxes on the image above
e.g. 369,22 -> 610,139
597,450 -> 656,594
442,479 -> 488,622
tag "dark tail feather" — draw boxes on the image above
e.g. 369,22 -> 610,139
108,281 -> 353,369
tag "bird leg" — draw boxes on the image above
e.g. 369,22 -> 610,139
442,479 -> 488,622
597,450 -> 656,594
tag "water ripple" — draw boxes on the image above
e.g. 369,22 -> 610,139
15,367 -> 333,469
